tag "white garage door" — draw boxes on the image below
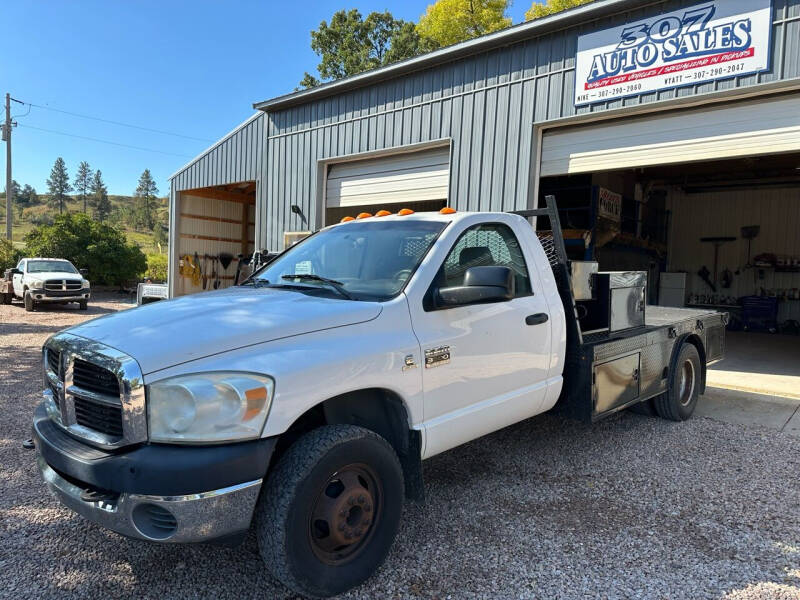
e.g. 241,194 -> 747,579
326,147 -> 450,209
540,94 -> 800,177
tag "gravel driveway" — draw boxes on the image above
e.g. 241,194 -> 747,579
1,296 -> 798,599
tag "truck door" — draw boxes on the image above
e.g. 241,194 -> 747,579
406,220 -> 553,457
12,260 -> 25,296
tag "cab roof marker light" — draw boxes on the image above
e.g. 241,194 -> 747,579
356,212 -> 373,219
340,216 -> 355,222
439,207 -> 457,214
397,208 -> 414,216
374,210 -> 391,217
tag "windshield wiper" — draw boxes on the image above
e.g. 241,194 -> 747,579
281,274 -> 354,300
240,279 -> 270,288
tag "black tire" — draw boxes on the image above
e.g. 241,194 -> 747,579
24,292 -> 35,312
655,343 -> 702,421
256,425 -> 404,598
1,292 -> 11,305
78,300 -> 88,311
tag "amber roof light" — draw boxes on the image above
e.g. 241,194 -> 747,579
340,216 -> 355,223
397,208 -> 415,216
439,207 -> 457,214
375,210 -> 391,217
356,212 -> 373,219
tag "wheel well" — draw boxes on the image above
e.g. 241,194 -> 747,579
683,334 -> 707,394
271,389 -> 424,501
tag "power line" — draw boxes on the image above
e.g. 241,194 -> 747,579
23,101 -> 214,143
18,124 -> 193,158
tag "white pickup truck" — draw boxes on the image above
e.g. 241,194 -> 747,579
2,257 -> 91,311
33,198 -> 726,597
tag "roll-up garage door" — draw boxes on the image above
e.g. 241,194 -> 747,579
540,95 -> 800,177
326,146 -> 450,209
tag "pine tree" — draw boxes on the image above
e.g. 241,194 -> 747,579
134,169 -> 159,230
89,169 -> 111,222
46,157 -> 72,215
74,161 -> 93,213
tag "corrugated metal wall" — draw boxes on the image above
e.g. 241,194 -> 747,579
259,0 -> 800,250
168,113 -> 265,294
667,186 -> 800,322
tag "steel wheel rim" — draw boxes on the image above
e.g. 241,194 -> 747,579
308,463 -> 382,565
678,359 -> 696,406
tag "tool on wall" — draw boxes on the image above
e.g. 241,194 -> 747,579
218,252 -> 234,288
740,225 -> 760,268
192,252 -> 202,287
700,236 -> 736,290
211,256 -> 220,289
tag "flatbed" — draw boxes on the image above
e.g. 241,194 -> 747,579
517,197 -> 727,423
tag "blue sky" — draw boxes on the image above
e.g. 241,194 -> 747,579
1,1 -> 531,196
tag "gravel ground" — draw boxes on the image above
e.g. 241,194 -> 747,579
1,295 -> 799,599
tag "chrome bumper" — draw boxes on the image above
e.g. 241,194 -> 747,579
37,456 -> 261,543
33,292 -> 90,302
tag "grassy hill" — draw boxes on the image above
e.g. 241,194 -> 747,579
0,194 -> 168,255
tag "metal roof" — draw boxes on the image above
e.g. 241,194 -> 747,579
254,0 -> 650,112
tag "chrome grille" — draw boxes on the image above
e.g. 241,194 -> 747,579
42,333 -> 146,449
73,358 -> 120,397
45,279 -> 82,291
46,348 -> 61,377
74,395 -> 124,437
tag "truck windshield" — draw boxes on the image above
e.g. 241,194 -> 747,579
251,220 -> 445,301
27,260 -> 79,274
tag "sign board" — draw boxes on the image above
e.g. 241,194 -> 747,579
574,0 -> 772,106
598,187 -> 622,222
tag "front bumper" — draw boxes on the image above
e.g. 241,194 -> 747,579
37,457 -> 261,543
33,403 -> 276,544
31,290 -> 90,302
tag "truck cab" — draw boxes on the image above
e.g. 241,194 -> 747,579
32,204 -> 723,597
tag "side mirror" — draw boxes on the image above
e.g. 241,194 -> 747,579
79,268 -> 89,277
10,268 -> 22,275
436,266 -> 514,308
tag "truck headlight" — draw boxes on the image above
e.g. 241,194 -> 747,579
147,372 -> 274,443
29,280 -> 43,289
81,278 -> 90,289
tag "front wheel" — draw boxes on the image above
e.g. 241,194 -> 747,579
655,343 -> 702,421
1,292 -> 11,305
256,425 -> 404,598
78,300 -> 88,311
24,292 -> 35,312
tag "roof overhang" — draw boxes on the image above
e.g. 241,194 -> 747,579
254,0 -> 653,112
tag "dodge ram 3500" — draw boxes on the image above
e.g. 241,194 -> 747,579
33,197 -> 726,597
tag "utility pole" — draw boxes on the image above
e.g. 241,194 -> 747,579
3,93 -> 13,240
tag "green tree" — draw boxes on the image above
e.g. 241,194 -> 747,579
145,253 -> 168,282
302,9 -> 424,87
46,157 -> 72,215
134,169 -> 159,230
19,184 -> 38,206
89,169 -> 112,221
24,213 -> 147,286
0,238 -> 23,272
73,161 -> 93,213
417,0 -> 511,47
525,0 -> 592,19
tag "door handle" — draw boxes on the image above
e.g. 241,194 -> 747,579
525,313 -> 549,326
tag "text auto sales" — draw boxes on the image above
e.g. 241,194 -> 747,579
586,5 -> 753,89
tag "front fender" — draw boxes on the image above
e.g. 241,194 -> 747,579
144,296 -> 424,438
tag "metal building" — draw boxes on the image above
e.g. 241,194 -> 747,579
170,0 -> 800,328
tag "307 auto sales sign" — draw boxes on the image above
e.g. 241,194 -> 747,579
574,0 -> 772,106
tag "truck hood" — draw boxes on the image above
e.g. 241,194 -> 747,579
66,287 -> 382,374
27,272 -> 83,283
